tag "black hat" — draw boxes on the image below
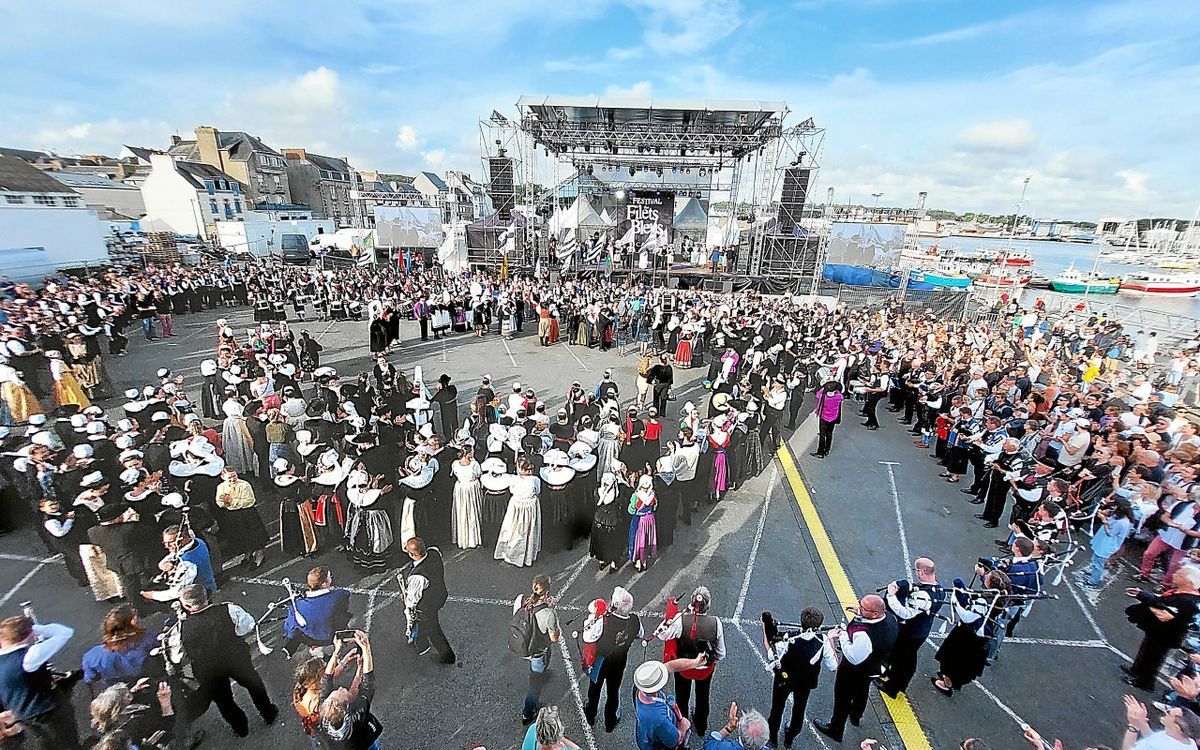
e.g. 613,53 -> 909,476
97,503 -> 131,523
439,374 -> 452,385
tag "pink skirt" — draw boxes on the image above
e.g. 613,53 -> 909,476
630,514 -> 657,564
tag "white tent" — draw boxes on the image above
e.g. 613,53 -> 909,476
672,197 -> 708,231
436,224 -> 468,272
548,196 -> 612,234
599,208 -> 613,225
706,215 -> 741,248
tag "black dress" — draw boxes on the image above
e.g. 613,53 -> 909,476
589,494 -> 627,566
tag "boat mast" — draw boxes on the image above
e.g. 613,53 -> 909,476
995,176 -> 1031,303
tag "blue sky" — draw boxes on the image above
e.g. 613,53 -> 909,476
1,0 -> 1197,218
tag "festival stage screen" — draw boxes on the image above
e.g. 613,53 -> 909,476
826,222 -> 907,266
373,207 -> 444,249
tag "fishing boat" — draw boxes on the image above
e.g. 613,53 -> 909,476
919,269 -> 972,288
998,249 -> 1034,268
1049,264 -> 1119,294
1118,273 -> 1200,297
971,271 -> 1030,291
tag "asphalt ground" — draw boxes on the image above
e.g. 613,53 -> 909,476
0,306 -> 1148,749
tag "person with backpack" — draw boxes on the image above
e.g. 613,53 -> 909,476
511,575 -> 560,725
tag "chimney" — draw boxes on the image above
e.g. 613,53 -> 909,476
170,135 -> 181,146
195,126 -> 220,169
282,148 -> 305,162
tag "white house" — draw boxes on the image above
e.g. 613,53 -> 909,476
0,155 -> 108,282
48,171 -> 146,220
140,152 -> 246,237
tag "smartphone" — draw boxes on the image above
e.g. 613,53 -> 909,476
334,630 -> 357,642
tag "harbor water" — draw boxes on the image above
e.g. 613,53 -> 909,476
914,235 -> 1200,318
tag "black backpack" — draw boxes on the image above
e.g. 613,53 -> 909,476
508,601 -> 549,657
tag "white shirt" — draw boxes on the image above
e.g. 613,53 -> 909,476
1132,731 -> 1196,750
0,623 -> 74,671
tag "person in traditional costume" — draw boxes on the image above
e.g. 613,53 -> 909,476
567,440 -> 599,540
345,468 -> 395,570
275,458 -> 316,556
627,474 -> 658,572
596,415 -> 621,476
220,395 -> 256,475
653,455 -> 680,549
708,414 -> 732,502
398,451 -> 437,548
479,457 -> 512,549
674,327 -> 694,368
307,447 -> 349,552
495,456 -> 541,567
0,362 -> 42,424
47,350 -> 91,409
198,359 -> 221,419
932,570 -> 1012,695
590,472 -> 628,571
538,449 -> 576,553
451,448 -> 483,550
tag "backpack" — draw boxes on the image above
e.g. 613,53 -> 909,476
508,601 -> 549,657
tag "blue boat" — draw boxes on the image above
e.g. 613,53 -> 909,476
823,264 -> 936,291
918,270 -> 972,288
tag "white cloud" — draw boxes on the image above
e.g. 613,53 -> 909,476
361,62 -> 404,75
604,81 -> 654,98
956,119 -> 1037,155
623,0 -> 742,55
395,125 -> 420,150
422,149 -> 447,167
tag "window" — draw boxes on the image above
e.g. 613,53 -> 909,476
33,195 -> 56,206
62,196 -> 80,207
231,183 -> 239,196
209,200 -> 218,215
218,179 -> 227,191
234,200 -> 242,213
204,180 -> 215,195
4,195 -> 24,205
273,175 -> 281,187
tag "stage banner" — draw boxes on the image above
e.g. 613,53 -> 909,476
616,191 -> 675,247
826,222 -> 907,266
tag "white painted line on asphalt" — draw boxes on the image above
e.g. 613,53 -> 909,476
0,553 -> 62,565
502,337 -> 518,368
365,591 -> 378,633
557,553 -> 592,601
563,343 -> 593,372
734,620 -> 771,670
555,637 -> 599,750
972,680 -> 1044,740
879,461 -> 912,572
735,465 -> 777,618
1062,579 -> 1107,641
0,562 -> 49,608
257,554 -> 305,578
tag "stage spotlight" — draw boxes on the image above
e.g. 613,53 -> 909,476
584,145 -> 591,153
698,168 -> 707,177
680,148 -> 687,156
656,167 -> 663,177
615,189 -> 626,200
672,167 -> 678,174
629,166 -> 636,177
709,147 -> 715,155
586,165 -> 594,175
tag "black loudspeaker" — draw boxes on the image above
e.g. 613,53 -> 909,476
488,157 -> 515,220
777,165 -> 811,235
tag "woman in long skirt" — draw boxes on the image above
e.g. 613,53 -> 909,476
941,409 -> 975,483
708,417 -> 732,501
742,412 -> 766,479
345,470 -> 394,570
596,416 -> 621,476
933,570 -> 1011,695
47,351 -> 90,409
539,452 -> 576,553
480,458 -> 511,549
653,457 -> 680,549
0,365 -> 41,424
221,397 -> 256,475
451,450 -> 483,550
627,474 -> 658,572
674,331 -> 694,368
548,313 -> 561,344
590,473 -> 627,570
495,457 -> 542,567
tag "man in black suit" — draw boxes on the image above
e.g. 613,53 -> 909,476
87,502 -> 155,601
403,538 -> 456,664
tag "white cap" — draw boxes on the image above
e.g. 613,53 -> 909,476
72,444 -> 93,459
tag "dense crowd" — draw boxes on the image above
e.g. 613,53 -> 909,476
1,259 -> 1200,750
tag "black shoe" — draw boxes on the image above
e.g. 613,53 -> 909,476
1122,675 -> 1153,691
605,718 -> 620,733
809,452 -> 826,459
811,720 -> 842,743
974,514 -> 988,519
983,522 -> 999,528
968,498 -> 984,505
960,488 -> 977,495
849,715 -> 861,728
1120,664 -> 1133,676
865,425 -> 878,431
783,725 -> 796,749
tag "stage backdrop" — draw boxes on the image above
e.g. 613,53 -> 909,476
616,191 -> 676,247
373,207 -> 444,248
826,222 -> 907,266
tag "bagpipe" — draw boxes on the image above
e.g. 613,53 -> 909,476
759,611 -> 839,675
16,603 -> 77,689
252,577 -> 308,656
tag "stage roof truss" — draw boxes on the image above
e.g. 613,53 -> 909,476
518,96 -> 788,161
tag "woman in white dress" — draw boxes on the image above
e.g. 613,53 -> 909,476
220,396 -> 256,475
596,415 -> 621,476
494,457 -> 542,567
451,449 -> 483,549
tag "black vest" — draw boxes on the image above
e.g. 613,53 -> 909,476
180,604 -> 249,677
843,613 -> 898,676
777,636 -> 822,689
597,613 -> 642,662
411,548 -> 448,610
675,613 -> 718,660
894,582 -> 946,641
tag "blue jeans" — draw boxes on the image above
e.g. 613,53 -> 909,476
1087,552 -> 1110,586
141,317 -> 154,339
368,741 -> 381,750
522,651 -> 549,719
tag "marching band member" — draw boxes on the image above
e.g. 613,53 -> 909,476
932,571 -> 1012,696
761,608 -> 824,749
812,594 -> 898,743
651,586 -> 726,738
878,558 -> 945,698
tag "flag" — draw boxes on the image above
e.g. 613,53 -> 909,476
603,241 -> 613,277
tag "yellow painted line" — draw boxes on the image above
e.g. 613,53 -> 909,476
776,444 -> 934,750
